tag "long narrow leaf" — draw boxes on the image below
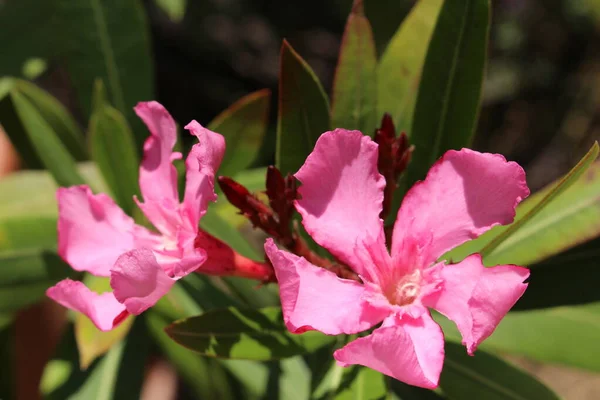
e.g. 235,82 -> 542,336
406,0 -> 489,189
11,91 -> 85,186
331,0 -> 377,134
89,103 -> 139,213
276,40 -> 330,175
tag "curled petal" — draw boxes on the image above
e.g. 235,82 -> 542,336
111,248 -> 178,315
183,121 -> 225,227
265,239 -> 387,335
58,186 -> 138,276
294,129 -> 387,278
423,254 -> 529,355
134,101 -> 182,235
334,312 -> 444,389
392,149 -> 529,265
46,279 -> 128,332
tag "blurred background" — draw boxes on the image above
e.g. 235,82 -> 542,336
3,0 -> 600,398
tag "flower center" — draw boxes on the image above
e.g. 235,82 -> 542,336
387,270 -> 422,306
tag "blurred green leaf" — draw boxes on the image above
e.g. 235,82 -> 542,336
0,216 -> 57,251
74,275 -> 134,369
0,0 -> 61,76
10,90 -> 85,186
377,0 -> 443,132
276,40 -> 330,175
147,311 -> 236,400
165,306 -> 335,360
440,342 -> 559,400
0,249 -> 74,313
16,80 -> 88,160
447,142 -> 600,267
209,89 -> 271,177
89,99 -> 140,213
155,0 -> 187,22
0,163 -> 107,220
0,79 -> 87,169
406,0 -> 489,190
56,0 -> 154,148
42,319 -> 148,400
331,1 -> 377,134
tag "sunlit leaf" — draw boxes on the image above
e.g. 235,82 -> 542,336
438,303 -> 600,373
165,306 -> 335,360
331,0 -> 377,134
447,142 -> 600,266
406,0 -> 489,190
377,0 -> 443,132
74,275 -> 134,369
276,40 -> 330,175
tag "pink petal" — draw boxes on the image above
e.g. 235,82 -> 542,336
294,129 -> 387,278
58,186 -> 137,276
334,312 -> 444,389
182,121 -> 225,227
265,239 -> 388,335
391,149 -> 529,266
111,248 -> 179,315
134,101 -> 182,235
46,279 -> 128,332
423,254 -> 529,355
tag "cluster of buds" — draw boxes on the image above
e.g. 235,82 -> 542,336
374,113 -> 414,220
218,167 -> 359,281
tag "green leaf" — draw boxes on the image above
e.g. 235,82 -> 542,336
0,80 -> 87,168
447,142 -> 600,266
276,40 -> 330,175
10,90 -> 85,186
56,0 -> 154,148
406,0 -> 490,188
208,89 -> 271,177
16,80 -> 87,161
41,319 -> 149,400
514,238 -> 600,309
0,216 -> 57,251
377,0 -> 443,132
0,163 -> 108,220
331,1 -> 377,134
89,102 -> 140,213
438,304 -> 600,373
0,249 -> 74,313
363,0 -> 414,55
440,342 -> 559,400
147,311 -> 236,400
165,306 -> 335,360
155,0 -> 187,22
74,275 -> 134,369
315,365 -> 387,400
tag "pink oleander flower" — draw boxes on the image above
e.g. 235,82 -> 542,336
47,101 -> 226,331
264,129 -> 530,388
